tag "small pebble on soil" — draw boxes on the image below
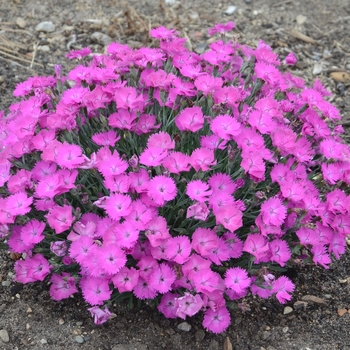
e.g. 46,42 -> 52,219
0,329 -> 9,343
177,322 -> 192,332
35,21 -> 56,32
283,306 -> 293,315
75,335 -> 84,344
337,309 -> 348,317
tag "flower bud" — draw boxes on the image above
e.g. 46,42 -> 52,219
284,52 -> 297,66
54,64 -> 62,79
62,256 -> 74,265
234,178 -> 245,189
263,273 -> 275,285
255,191 -> 265,200
0,224 -> 9,238
81,193 -> 90,205
50,241 -> 68,257
75,207 -> 81,217
129,154 -> 139,169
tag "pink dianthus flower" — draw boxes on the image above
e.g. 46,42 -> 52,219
272,276 -> 294,304
92,130 -> 120,147
20,219 -> 45,245
210,115 -> 241,140
215,206 -> 243,232
260,197 -> 287,226
150,26 -> 179,40
46,205 -> 73,234
144,216 -> 170,247
192,228 -> 219,257
112,266 -> 139,293
104,174 -> 130,193
284,52 -> 297,66
174,293 -> 204,319
182,253 -> 212,278
104,193 -> 132,220
6,192 -> 32,216
329,233 -> 346,259
203,306 -> 231,334
113,221 -> 140,248
269,239 -> 291,267
50,273 -> 78,301
127,199 -> 156,230
98,243 -> 127,275
129,169 -> 150,193
147,131 -> 175,150
114,87 -> 145,110
194,74 -> 223,96
148,263 -> 176,294
7,169 -> 32,194
66,47 -> 92,60
137,256 -> 158,280
208,173 -> 236,194
55,143 -> 85,169
69,236 -> 96,263
16,254 -> 51,283
222,232 -> 243,259
139,147 -> 168,167
186,180 -> 213,203
243,234 -> 270,263
200,134 -> 227,150
175,106 -> 204,132
208,21 -> 235,36
109,110 -> 138,130
206,237 -> 231,265
22,254 -> 52,281
225,267 -> 251,294
80,276 -> 112,305
34,173 -> 62,199
134,114 -> 161,135
97,151 -> 128,177
146,175 -> 177,206
240,152 -> 266,181
162,152 -> 191,174
193,269 -> 220,293
311,245 -> 331,269
186,202 -> 210,221
133,277 -> 158,300
165,236 -> 192,264
190,147 -> 217,171
209,192 -> 235,215
158,292 -> 180,319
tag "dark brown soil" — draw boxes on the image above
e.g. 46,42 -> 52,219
0,0 -> 350,349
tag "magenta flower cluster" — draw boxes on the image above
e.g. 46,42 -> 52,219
0,22 -> 348,334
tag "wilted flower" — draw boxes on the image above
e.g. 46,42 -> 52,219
88,306 -> 112,325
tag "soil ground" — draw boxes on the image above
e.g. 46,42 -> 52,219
0,0 -> 350,349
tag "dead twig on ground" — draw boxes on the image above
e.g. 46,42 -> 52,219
0,33 -> 29,50
290,27 -> 316,44
0,55 -> 37,72
125,4 -> 148,34
0,48 -> 43,67
0,27 -> 34,36
182,30 -> 192,51
272,0 -> 292,7
0,44 -> 19,55
30,41 -> 39,69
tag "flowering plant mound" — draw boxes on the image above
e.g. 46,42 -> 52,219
0,21 -> 349,333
